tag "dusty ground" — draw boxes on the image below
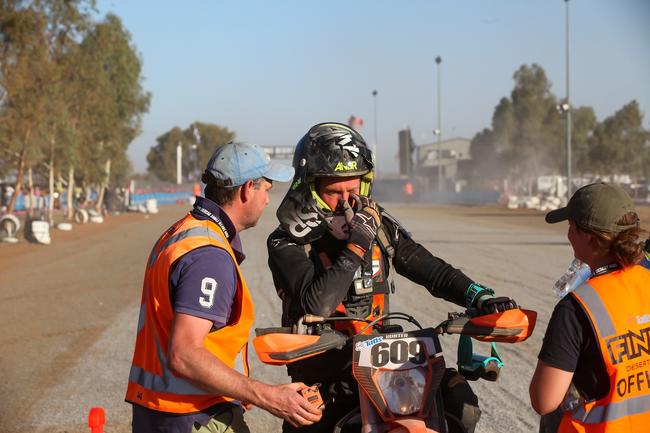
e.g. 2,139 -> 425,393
0,196 -> 643,433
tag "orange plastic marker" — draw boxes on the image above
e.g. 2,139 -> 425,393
88,407 -> 105,433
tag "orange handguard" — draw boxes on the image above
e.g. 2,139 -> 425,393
440,308 -> 537,343
253,329 -> 347,365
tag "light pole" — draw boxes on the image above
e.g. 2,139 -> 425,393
372,90 -> 378,177
435,56 -> 443,193
176,141 -> 182,185
564,0 -> 572,198
192,125 -> 201,179
191,144 -> 198,178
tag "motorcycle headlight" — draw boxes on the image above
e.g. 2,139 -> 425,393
377,367 -> 426,415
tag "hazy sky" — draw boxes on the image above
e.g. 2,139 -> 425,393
97,0 -> 650,174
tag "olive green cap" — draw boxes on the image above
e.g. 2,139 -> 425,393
545,182 -> 638,233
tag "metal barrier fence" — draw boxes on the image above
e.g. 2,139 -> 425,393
10,188 -> 194,211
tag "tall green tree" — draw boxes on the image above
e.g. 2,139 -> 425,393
571,106 -> 597,175
469,63 -> 599,192
147,123 -> 235,182
0,0 -> 95,216
587,100 -> 649,177
75,13 -> 149,210
0,6 -> 50,214
1,2 -> 149,220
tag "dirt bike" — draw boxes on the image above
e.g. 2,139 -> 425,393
253,307 -> 537,433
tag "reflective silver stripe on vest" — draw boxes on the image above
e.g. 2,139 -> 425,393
129,326 -> 207,395
573,283 -> 616,337
148,226 -> 227,269
136,285 -> 149,334
572,393 -> 650,424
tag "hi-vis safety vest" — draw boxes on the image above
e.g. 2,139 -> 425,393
125,213 -> 254,413
559,265 -> 650,433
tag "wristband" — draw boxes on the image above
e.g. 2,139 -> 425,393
465,283 -> 494,308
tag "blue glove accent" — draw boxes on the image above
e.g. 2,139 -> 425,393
464,283 -> 494,308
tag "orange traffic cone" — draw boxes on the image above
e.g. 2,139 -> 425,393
88,407 -> 105,433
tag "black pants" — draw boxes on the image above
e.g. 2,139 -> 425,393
283,369 -> 480,433
539,408 -> 563,433
440,368 -> 481,433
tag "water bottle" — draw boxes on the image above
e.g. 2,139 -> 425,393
552,259 -> 592,299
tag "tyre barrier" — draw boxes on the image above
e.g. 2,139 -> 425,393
0,214 -> 20,241
29,220 -> 51,245
145,198 -> 159,214
74,208 -> 89,224
88,209 -> 104,224
56,222 -> 73,231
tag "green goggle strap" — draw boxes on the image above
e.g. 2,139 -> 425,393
308,173 -> 374,212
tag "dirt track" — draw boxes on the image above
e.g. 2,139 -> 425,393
0,196 -> 589,433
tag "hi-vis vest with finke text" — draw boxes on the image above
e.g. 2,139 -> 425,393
559,265 -> 650,433
125,213 -> 254,413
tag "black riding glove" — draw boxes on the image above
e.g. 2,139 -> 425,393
476,295 -> 518,314
465,283 -> 518,315
346,194 -> 380,253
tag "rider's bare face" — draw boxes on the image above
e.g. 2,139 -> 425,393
315,176 -> 361,211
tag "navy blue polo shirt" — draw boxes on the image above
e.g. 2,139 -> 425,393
170,196 -> 245,329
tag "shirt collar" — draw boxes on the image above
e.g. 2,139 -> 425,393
592,262 -> 621,277
191,196 -> 245,263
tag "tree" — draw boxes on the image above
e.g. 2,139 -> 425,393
587,100 -> 649,177
0,6 -> 50,214
74,14 -> 149,211
0,2 -> 150,222
571,106 -> 597,175
468,128 -> 498,183
147,123 -> 235,182
0,0 -> 96,217
469,63 -> 602,192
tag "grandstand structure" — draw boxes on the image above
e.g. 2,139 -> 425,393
262,146 -> 294,164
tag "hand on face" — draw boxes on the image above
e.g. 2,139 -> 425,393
346,193 -> 381,253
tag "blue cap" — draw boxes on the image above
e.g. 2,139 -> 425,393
205,142 -> 294,187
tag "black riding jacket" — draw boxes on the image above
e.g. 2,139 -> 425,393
266,213 -> 475,382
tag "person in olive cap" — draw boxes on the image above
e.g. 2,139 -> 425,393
530,182 -> 650,433
126,142 -> 322,433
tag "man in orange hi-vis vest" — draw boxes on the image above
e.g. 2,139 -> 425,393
126,142 -> 322,433
530,183 -> 650,432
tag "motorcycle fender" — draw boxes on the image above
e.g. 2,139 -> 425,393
387,418 -> 437,433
